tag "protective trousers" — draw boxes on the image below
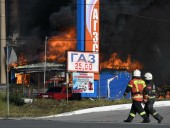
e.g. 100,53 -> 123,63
144,100 -> 162,121
126,100 -> 148,122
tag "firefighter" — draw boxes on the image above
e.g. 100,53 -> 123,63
143,72 -> 163,123
123,69 -> 150,123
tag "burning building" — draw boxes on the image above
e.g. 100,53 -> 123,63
4,0 -> 170,98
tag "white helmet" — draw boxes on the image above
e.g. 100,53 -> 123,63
133,70 -> 141,77
144,72 -> 153,80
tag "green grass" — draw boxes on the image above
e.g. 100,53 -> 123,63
1,91 -> 169,118
0,92 -> 132,118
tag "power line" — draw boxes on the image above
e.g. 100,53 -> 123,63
2,0 -> 170,23
2,38 -> 170,42
111,10 -> 170,23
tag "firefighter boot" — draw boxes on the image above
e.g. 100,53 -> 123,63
141,114 -> 150,123
124,116 -> 133,123
124,119 -> 131,123
157,116 -> 163,124
142,118 -> 150,123
154,114 -> 163,123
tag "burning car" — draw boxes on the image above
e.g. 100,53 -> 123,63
37,86 -> 73,100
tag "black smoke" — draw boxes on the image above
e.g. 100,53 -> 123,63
6,0 -> 170,86
100,0 -> 170,86
6,0 -> 76,59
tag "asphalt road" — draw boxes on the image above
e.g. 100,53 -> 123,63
45,106 -> 170,124
0,106 -> 169,128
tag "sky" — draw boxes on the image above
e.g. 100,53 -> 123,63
6,0 -> 170,86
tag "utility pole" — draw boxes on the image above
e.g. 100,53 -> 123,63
44,36 -> 48,92
0,0 -> 7,85
6,33 -> 18,117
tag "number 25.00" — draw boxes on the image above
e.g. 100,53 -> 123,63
75,63 -> 92,71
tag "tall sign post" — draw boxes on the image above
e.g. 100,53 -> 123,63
85,0 -> 100,52
85,0 -> 100,98
85,0 -> 100,81
77,0 -> 85,51
77,0 -> 100,53
76,0 -> 100,97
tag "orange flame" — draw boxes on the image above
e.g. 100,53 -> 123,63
9,63 -> 18,67
18,53 -> 27,65
45,27 -> 76,62
16,73 -> 30,85
101,53 -> 143,71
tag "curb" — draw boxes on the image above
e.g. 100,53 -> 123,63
36,100 -> 170,119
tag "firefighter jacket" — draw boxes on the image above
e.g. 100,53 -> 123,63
124,78 -> 146,102
143,81 -> 156,100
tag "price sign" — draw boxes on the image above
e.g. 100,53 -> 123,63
67,51 -> 99,73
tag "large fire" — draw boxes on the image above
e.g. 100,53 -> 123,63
18,53 -> 27,65
45,27 -> 76,62
16,27 -> 142,73
8,53 -> 26,67
101,53 -> 143,71
15,27 -> 76,66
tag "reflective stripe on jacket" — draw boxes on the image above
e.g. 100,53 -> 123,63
128,78 -> 146,101
143,81 -> 156,100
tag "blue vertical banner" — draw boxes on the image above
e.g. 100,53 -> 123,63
77,0 -> 85,51
76,0 -> 100,98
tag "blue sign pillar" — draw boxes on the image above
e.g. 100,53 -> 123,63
76,0 -> 99,98
77,0 -> 85,51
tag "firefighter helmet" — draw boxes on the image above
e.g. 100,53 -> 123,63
133,70 -> 141,77
144,72 -> 153,80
